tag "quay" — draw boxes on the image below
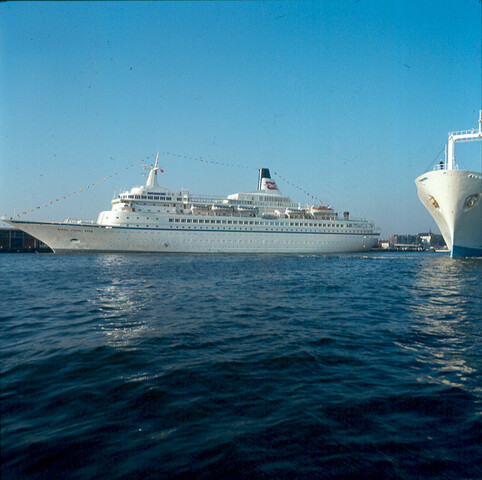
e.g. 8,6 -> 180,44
376,233 -> 446,252
0,227 -> 52,253
386,243 -> 425,252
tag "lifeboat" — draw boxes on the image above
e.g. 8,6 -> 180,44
212,204 -> 234,215
310,205 -> 335,217
237,205 -> 258,216
191,204 -> 211,214
285,207 -> 306,218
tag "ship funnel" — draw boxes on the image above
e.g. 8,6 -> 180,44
258,168 -> 280,192
258,168 -> 271,190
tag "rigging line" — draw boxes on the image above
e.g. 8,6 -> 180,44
12,155 -> 154,218
270,171 -> 325,205
423,144 -> 445,173
159,150 -> 254,171
159,149 -> 327,205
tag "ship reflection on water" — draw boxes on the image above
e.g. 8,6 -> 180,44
408,256 -> 480,391
94,254 -> 209,351
94,255 -> 151,349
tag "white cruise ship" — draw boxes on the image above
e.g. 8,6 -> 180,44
415,111 -> 482,258
3,160 -> 380,253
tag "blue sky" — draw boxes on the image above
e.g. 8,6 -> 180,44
1,0 -> 481,237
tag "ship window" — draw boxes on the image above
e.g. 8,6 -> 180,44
135,195 -> 140,199
175,219 -> 180,222
169,219 -> 173,222
181,219 -> 186,223
193,219 -> 198,223
227,221 -> 232,224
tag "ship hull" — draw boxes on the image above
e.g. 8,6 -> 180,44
3,220 -> 379,254
415,169 -> 482,258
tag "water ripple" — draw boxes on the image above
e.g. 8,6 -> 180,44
1,252 -> 481,479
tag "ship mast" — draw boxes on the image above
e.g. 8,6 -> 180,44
447,110 -> 482,169
145,150 -> 161,188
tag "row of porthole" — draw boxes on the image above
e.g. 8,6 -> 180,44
114,217 -> 367,232
125,227 -> 370,234
176,238 -> 352,244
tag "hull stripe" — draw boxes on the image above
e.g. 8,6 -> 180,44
7,220 -> 378,237
451,245 -> 482,258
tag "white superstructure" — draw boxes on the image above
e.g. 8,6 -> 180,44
3,159 -> 380,254
415,111 -> 482,258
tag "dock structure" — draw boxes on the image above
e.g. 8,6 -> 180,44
390,243 -> 426,252
0,227 -> 52,253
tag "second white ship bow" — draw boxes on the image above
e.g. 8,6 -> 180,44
415,111 -> 482,258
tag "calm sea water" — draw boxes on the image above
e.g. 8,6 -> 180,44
1,252 -> 481,480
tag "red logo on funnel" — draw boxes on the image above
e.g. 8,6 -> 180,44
265,181 -> 278,190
